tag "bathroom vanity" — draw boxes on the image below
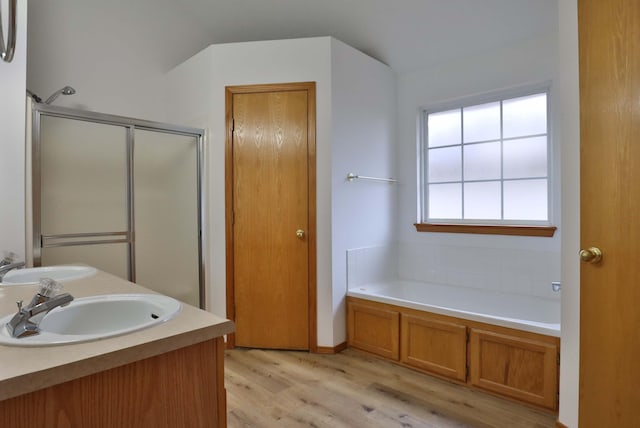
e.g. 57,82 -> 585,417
0,270 -> 234,427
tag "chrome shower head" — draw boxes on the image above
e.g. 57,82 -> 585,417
44,86 -> 76,104
26,89 -> 42,103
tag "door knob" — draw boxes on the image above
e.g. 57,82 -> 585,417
296,229 -> 305,239
579,247 -> 602,264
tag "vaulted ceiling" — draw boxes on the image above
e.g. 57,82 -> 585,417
28,0 -> 557,75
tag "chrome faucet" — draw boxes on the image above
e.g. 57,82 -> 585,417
0,261 -> 25,281
6,278 -> 74,338
0,251 -> 17,267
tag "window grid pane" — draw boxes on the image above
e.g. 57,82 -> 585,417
463,102 -> 501,143
464,181 -> 502,220
503,93 -> 548,139
424,90 -> 549,223
428,146 -> 462,183
428,109 -> 462,148
429,183 -> 462,219
463,142 -> 501,181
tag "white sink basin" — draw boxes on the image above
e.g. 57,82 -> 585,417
0,294 -> 181,346
1,265 -> 97,286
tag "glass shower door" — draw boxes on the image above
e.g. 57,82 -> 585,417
33,106 -> 205,307
133,129 -> 200,307
37,115 -> 131,279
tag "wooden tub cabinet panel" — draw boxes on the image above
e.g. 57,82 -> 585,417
468,328 -> 559,410
347,299 -> 400,360
400,313 -> 467,382
346,296 -> 560,411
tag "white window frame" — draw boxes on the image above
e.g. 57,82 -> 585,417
419,83 -> 553,227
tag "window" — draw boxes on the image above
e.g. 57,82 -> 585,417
419,88 -> 555,236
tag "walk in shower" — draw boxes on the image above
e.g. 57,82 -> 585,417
31,104 -> 205,308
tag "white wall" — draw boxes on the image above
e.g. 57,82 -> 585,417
164,37 -> 335,345
163,37 -> 396,347
0,0 -> 27,259
395,32 -> 562,300
558,0 -> 580,425
330,38 -> 397,343
26,0 -> 213,122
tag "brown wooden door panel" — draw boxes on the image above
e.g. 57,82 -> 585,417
227,84 -> 315,350
578,1 -> 640,425
400,314 -> 467,382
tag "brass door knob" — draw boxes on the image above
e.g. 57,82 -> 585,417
296,229 -> 305,239
579,247 -> 602,264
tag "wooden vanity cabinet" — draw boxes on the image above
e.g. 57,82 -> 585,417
0,337 -> 227,428
347,299 -> 399,360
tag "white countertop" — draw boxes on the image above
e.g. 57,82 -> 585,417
0,270 -> 234,401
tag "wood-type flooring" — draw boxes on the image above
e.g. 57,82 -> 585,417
225,348 -> 556,428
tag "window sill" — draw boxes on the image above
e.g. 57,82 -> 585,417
414,223 -> 557,237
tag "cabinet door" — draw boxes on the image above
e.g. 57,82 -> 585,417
347,300 -> 399,360
400,314 -> 467,382
469,328 -> 558,409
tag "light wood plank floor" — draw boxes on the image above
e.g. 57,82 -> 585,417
225,348 -> 556,428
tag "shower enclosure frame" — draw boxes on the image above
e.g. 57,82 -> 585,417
30,104 -> 206,308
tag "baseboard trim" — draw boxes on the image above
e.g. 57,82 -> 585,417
315,341 -> 348,354
556,421 -> 568,428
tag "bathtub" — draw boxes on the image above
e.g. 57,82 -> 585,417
347,280 -> 560,337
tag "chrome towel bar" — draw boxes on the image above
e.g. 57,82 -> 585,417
347,172 -> 397,183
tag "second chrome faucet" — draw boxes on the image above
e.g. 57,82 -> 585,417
5,278 -> 74,338
0,251 -> 25,281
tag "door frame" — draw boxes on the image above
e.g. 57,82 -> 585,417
224,82 -> 317,351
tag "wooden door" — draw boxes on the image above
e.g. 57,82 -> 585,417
225,83 -> 316,350
578,1 -> 640,426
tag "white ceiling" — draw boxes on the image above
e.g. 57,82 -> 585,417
176,0 -> 559,73
28,0 -> 558,75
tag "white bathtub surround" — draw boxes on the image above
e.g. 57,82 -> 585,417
346,241 -> 561,337
347,241 -> 561,301
348,280 -> 560,337
397,242 -> 561,301
346,244 -> 398,288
